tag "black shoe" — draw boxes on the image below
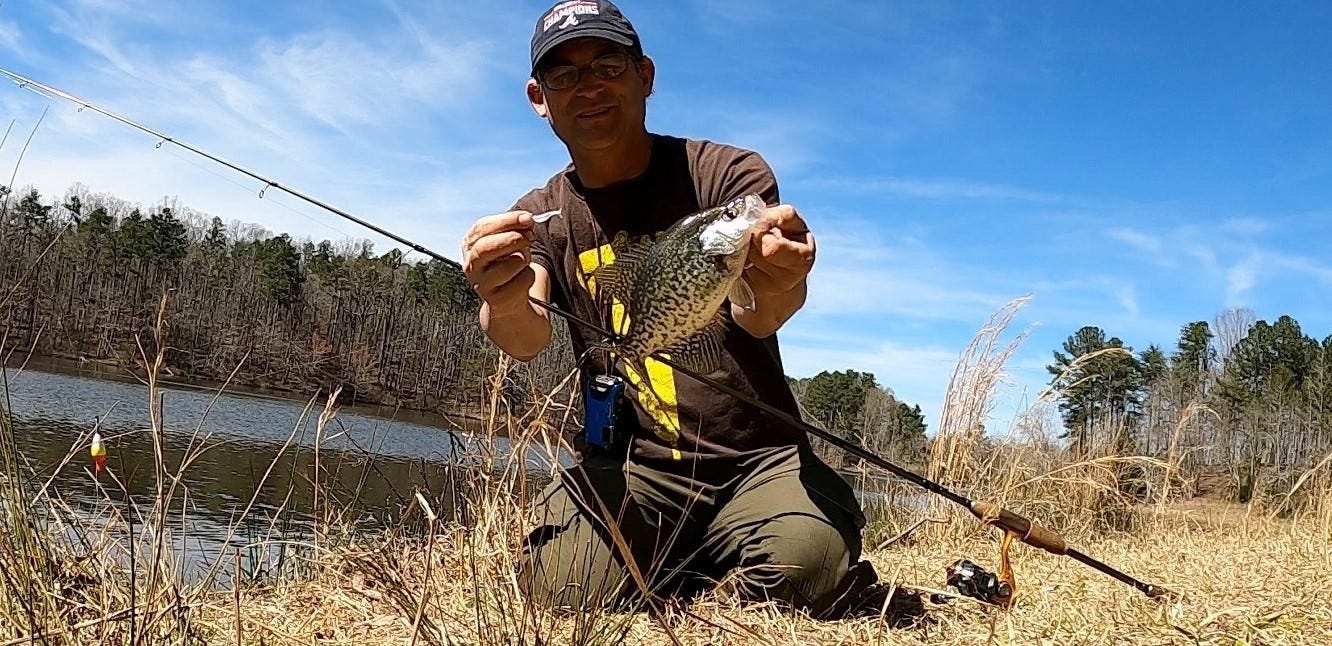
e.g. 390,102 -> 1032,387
810,560 -> 928,627
844,582 -> 928,628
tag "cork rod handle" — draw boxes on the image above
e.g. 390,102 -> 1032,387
969,501 -> 1068,555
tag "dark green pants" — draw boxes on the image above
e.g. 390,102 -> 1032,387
516,445 -> 866,612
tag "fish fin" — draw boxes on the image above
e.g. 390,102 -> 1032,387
589,232 -> 651,305
728,276 -> 757,311
661,315 -> 728,374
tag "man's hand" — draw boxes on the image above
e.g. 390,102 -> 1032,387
745,204 -> 816,295
461,211 -> 552,360
732,204 -> 815,338
462,211 -> 538,315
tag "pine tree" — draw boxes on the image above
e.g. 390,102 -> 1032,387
1048,326 -> 1146,454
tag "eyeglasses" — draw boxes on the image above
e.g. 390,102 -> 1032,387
537,52 -> 633,91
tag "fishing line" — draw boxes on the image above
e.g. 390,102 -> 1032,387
4,83 -> 361,243
0,67 -> 443,267
0,65 -> 1175,602
150,143 -> 362,243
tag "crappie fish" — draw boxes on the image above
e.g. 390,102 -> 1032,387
590,193 -> 766,374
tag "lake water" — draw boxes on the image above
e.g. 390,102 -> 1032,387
2,364 -> 918,586
1,364 -> 569,585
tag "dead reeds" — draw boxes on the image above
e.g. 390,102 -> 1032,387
3,294 -> 1332,644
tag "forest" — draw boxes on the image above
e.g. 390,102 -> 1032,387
1047,313 -> 1332,503
3,182 -> 1327,501
0,183 -> 573,418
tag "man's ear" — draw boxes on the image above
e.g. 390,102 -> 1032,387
526,78 -> 550,118
639,56 -> 655,98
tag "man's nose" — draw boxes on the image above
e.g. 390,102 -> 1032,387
573,72 -> 606,97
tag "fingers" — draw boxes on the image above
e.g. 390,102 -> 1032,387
750,203 -> 814,261
462,210 -> 535,271
468,230 -> 531,266
756,204 -> 810,239
752,228 -> 816,270
745,203 -> 815,294
461,210 -> 539,308
461,210 -> 534,254
478,256 -> 536,298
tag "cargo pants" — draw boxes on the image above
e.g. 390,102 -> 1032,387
516,444 -> 867,613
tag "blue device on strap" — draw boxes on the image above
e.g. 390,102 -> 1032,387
583,374 -> 625,451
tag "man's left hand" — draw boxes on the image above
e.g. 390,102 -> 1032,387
745,204 -> 816,295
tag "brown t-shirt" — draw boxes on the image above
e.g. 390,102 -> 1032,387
513,134 -> 810,475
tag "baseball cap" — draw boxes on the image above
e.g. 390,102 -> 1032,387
530,0 -> 642,75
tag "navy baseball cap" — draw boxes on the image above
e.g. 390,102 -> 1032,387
530,0 -> 642,74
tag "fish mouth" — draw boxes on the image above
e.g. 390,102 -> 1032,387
699,194 -> 765,256
719,194 -> 765,222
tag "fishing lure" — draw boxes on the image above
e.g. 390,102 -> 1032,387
90,431 -> 106,475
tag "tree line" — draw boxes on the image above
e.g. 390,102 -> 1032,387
0,182 -> 580,418
789,369 -> 928,468
0,183 -> 932,459
11,181 -> 1321,506
1046,311 -> 1332,503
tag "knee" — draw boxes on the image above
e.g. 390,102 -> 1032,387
517,526 -> 629,611
731,516 -> 853,608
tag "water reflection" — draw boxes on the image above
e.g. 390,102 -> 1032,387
4,365 -> 920,585
3,366 -> 567,584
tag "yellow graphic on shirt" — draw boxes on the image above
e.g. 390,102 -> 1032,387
578,244 -> 682,452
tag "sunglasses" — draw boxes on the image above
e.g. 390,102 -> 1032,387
537,51 -> 634,91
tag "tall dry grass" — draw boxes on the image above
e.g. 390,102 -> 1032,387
920,296 -> 1170,542
2,294 -> 1331,644
2,295 -> 213,643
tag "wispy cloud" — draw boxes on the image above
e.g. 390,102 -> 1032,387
802,219 -> 1015,322
1106,227 -> 1162,253
1271,255 -> 1332,285
1115,285 -> 1141,318
0,20 -> 23,56
1218,217 -> 1270,238
1,0 -> 559,260
802,175 -> 1066,203
780,331 -> 964,420
1225,255 -> 1260,303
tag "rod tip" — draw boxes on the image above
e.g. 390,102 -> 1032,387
1146,584 -> 1179,601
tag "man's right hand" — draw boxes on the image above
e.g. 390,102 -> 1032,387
461,210 -> 552,361
462,210 -> 537,314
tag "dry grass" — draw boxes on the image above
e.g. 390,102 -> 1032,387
189,499 -> 1330,646
4,296 -> 1332,644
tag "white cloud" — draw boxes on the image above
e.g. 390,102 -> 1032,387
780,306 -> 1045,434
1270,254 -> 1332,286
1114,284 -> 1140,318
246,30 -> 490,134
1218,217 -> 1269,238
801,219 -> 1013,322
780,333 -> 962,425
1106,226 -> 1162,253
0,0 -> 560,262
0,21 -> 23,56
1225,255 -> 1260,303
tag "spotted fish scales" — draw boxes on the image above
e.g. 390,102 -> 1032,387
591,193 -> 766,374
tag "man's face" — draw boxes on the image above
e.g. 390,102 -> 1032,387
527,37 -> 654,154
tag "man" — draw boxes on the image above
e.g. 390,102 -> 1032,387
460,0 -> 880,617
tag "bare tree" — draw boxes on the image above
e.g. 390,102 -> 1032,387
1213,307 -> 1256,371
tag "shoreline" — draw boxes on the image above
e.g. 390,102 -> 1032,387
3,349 -> 490,433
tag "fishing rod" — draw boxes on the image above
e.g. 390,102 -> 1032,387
1,66 -> 1174,602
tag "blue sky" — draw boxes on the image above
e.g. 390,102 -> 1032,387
2,1 -> 1330,435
